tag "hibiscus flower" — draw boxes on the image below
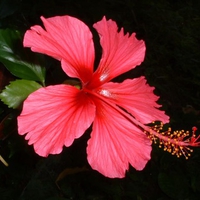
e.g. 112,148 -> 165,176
17,15 -> 170,178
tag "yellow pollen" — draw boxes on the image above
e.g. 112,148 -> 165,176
145,121 -> 199,159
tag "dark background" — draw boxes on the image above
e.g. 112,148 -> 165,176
0,0 -> 200,199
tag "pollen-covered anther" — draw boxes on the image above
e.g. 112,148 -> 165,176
146,122 -> 199,159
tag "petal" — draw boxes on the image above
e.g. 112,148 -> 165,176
97,77 -> 169,124
88,16 -> 145,88
17,85 -> 95,157
24,15 -> 95,83
87,98 -> 151,178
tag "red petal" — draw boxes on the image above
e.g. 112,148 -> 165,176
24,15 -> 95,83
97,77 -> 169,124
17,85 -> 95,157
87,98 -> 151,178
88,17 -> 145,88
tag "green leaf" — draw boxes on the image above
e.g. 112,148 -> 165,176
0,79 -> 42,109
0,29 -> 45,84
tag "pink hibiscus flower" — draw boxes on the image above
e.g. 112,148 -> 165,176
17,15 -> 198,178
